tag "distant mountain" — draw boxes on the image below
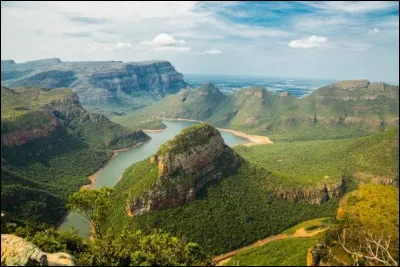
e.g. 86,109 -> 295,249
1,59 -> 188,112
1,86 -> 149,225
130,80 -> 399,141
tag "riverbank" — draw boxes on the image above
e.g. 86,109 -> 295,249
56,139 -> 150,229
143,128 -> 167,133
161,117 -> 273,146
82,139 -> 151,190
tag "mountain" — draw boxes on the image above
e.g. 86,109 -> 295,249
1,86 -> 149,225
128,80 -> 399,141
105,123 -> 349,255
1,59 -> 188,112
127,123 -> 243,215
105,123 -> 397,256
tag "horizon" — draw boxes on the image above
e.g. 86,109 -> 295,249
1,1 -> 399,83
2,57 -> 398,84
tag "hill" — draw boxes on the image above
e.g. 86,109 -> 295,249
105,123 -> 398,256
124,80 -> 399,140
1,86 -> 149,226
1,59 -> 188,113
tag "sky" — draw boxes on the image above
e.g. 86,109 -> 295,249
1,1 -> 399,83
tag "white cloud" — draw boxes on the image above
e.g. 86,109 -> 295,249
288,35 -> 328,49
139,33 -> 190,52
302,1 -> 398,14
204,49 -> 222,55
368,28 -> 380,35
152,33 -> 186,46
115,42 -> 132,49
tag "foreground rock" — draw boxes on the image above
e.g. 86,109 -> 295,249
1,234 -> 77,266
127,123 -> 244,215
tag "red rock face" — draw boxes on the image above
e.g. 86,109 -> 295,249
1,117 -> 59,147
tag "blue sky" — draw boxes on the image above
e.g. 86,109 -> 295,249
1,1 -> 399,83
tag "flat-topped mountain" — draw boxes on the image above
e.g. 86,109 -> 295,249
1,58 -> 188,112
127,123 -> 243,215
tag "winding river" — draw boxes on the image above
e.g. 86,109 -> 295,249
58,120 -> 248,236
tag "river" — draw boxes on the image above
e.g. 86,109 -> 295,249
58,120 -> 248,236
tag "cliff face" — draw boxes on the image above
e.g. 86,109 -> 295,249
275,178 -> 346,205
127,123 -> 244,215
1,59 -> 187,109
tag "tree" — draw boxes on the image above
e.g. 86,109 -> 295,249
67,187 -> 115,239
338,229 -> 398,266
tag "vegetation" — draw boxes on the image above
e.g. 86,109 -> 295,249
156,123 -> 220,155
1,86 -> 149,226
283,218 -> 330,235
107,160 -> 340,256
311,184 -> 399,266
4,189 -> 211,266
110,113 -> 166,131
224,235 -> 321,266
130,82 -> 399,141
67,188 -> 115,239
235,127 -> 399,188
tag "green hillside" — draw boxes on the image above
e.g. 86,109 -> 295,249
105,124 -> 398,256
1,86 -> 149,226
121,80 -> 399,141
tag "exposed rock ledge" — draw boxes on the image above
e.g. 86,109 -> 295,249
275,178 -> 346,205
1,234 -> 77,266
127,123 -> 244,215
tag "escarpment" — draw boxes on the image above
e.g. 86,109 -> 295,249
275,177 -> 346,205
127,123 -> 244,215
1,59 -> 188,109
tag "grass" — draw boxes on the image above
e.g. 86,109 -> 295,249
283,217 -> 330,235
223,235 -> 321,266
111,114 -> 166,131
235,127 -> 399,188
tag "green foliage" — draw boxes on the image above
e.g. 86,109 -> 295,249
224,235 -> 321,266
107,162 -> 339,256
337,184 -> 399,255
110,113 -> 167,131
157,123 -> 220,156
67,187 -> 115,239
27,228 -> 89,254
235,127 -> 399,188
1,86 -> 149,226
130,82 -> 399,141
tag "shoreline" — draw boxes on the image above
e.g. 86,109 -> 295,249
56,138 -> 150,229
160,117 -> 273,146
143,128 -> 167,133
83,139 -> 151,190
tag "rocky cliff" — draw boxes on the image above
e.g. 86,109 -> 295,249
275,178 -> 346,205
127,123 -> 244,215
1,234 -> 77,266
1,59 -> 188,110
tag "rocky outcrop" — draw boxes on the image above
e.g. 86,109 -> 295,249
1,234 -> 77,266
1,59 -> 187,108
275,178 -> 346,205
127,123 -> 244,215
10,70 -> 77,89
1,115 -> 60,147
334,80 -> 370,90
